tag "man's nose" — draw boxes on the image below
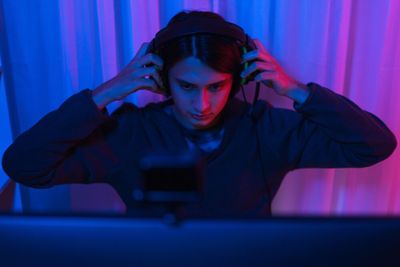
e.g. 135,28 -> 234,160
193,89 -> 211,113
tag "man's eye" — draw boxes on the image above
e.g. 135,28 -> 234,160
180,83 -> 194,90
209,84 -> 222,92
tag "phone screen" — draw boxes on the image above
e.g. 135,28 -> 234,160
135,150 -> 204,203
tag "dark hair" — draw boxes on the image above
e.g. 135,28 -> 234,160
157,11 -> 243,97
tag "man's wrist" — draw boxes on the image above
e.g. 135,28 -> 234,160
92,85 -> 114,110
284,82 -> 310,105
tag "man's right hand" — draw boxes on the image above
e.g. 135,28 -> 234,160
92,42 -> 165,110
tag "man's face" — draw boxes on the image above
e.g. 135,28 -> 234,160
168,56 -> 233,130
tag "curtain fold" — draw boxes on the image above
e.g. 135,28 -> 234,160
1,0 -> 398,215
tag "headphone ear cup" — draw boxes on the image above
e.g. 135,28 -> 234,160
240,34 -> 258,86
240,46 -> 249,85
159,66 -> 170,96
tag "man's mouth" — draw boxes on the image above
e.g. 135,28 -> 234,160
191,113 -> 213,120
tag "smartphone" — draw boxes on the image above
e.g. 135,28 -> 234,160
134,150 -> 205,204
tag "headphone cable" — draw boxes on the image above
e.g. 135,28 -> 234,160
241,82 -> 273,211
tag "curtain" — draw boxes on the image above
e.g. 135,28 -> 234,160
0,0 -> 399,215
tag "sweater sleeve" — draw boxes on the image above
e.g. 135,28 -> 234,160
1,89 -> 132,188
260,82 -> 397,169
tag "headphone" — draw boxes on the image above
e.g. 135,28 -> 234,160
145,12 -> 260,98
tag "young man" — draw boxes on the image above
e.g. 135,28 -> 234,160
2,11 -> 397,217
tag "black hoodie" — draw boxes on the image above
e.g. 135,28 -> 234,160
2,83 -> 397,217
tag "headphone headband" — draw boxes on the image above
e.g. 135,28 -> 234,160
148,16 -> 256,53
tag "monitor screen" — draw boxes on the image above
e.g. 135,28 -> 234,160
1,214 -> 399,267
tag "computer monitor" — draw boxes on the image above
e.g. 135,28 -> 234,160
0,214 -> 399,267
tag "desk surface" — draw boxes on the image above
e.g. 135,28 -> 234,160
1,214 -> 399,267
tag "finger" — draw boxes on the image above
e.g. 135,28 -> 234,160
131,53 -> 164,69
132,66 -> 165,90
254,71 -> 276,83
242,50 -> 272,65
242,47 -> 275,65
254,72 -> 276,89
133,66 -> 159,80
252,39 -> 268,54
113,77 -> 157,100
134,77 -> 157,91
136,78 -> 167,96
253,39 -> 275,61
241,61 -> 275,79
149,70 -> 165,90
133,42 -> 150,61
